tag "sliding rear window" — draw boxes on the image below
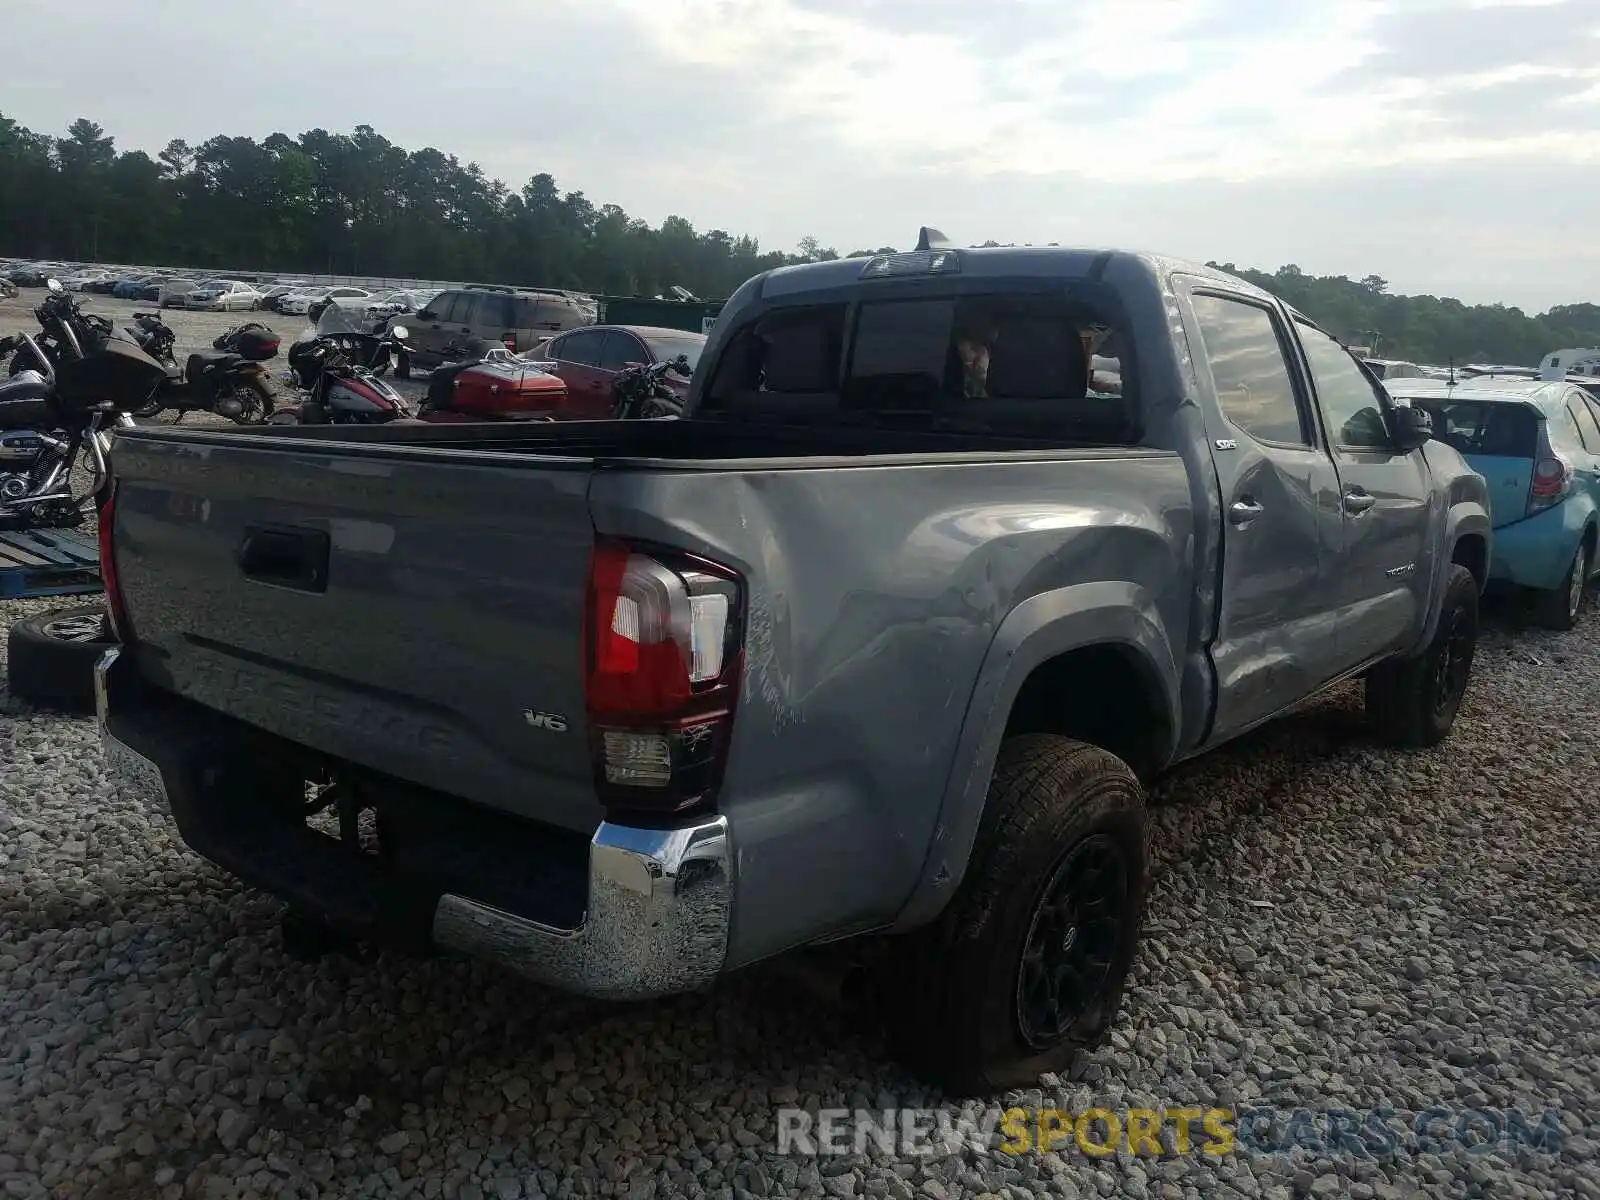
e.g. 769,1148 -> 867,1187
1409,399 -> 1539,458
703,291 -> 1136,442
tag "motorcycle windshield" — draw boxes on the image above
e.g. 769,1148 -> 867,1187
314,304 -> 365,338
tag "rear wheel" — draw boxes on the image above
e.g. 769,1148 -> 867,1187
6,604 -> 114,711
1533,541 -> 1589,630
884,735 -> 1148,1093
232,375 -> 277,424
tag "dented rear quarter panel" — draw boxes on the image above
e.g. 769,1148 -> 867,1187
589,447 -> 1195,967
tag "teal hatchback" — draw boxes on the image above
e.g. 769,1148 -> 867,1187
1391,377 -> 1600,629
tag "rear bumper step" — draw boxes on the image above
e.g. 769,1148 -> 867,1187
95,647 -> 733,1000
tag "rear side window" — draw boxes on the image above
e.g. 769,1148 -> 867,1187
509,296 -> 538,327
1546,398 -> 1589,457
556,329 -> 606,366
471,294 -> 511,327
526,296 -> 581,330
1570,395 -> 1600,451
1189,294 -> 1305,445
706,292 -> 1133,440
1409,400 -> 1538,458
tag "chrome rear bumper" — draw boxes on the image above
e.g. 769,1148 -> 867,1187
96,647 -> 733,999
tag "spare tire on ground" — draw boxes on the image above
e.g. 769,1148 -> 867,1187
6,604 -> 115,712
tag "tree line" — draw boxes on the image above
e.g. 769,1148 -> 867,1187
3,114 -> 1595,366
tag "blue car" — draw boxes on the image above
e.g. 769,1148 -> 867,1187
1394,377 -> 1600,628
111,275 -> 157,299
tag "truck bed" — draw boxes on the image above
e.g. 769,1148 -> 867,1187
107,420 -> 1194,961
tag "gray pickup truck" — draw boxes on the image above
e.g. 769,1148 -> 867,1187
96,241 -> 1491,1093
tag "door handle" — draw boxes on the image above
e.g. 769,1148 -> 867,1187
238,525 -> 329,593
1229,498 -> 1264,527
1343,490 -> 1376,515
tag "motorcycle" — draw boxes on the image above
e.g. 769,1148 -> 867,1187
611,357 -> 691,419
130,316 -> 282,424
0,281 -> 164,528
273,305 -> 414,425
7,289 -> 115,378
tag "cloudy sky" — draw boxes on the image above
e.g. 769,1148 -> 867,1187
8,0 -> 1599,311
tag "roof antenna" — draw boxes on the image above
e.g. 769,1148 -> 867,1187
916,226 -> 952,251
1447,357 -> 1456,386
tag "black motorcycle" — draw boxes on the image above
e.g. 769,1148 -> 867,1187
126,311 -> 178,369
8,292 -> 115,378
611,357 -> 690,419
0,282 -> 164,528
130,316 -> 282,423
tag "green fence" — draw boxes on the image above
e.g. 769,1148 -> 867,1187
594,296 -> 724,334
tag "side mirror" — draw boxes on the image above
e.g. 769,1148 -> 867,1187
47,278 -> 63,294
417,310 -> 435,321
1391,403 -> 1433,451
390,324 -> 409,340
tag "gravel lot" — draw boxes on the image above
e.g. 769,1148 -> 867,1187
1,284 -> 1597,1198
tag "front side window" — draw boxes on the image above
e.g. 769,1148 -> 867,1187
430,292 -> 464,323
1297,321 -> 1392,450
1189,294 -> 1306,445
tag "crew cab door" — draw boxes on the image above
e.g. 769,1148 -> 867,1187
1292,319 -> 1433,665
1183,287 -> 1346,740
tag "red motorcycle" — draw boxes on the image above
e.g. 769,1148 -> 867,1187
274,320 -> 569,426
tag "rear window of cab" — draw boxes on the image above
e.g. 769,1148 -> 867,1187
703,290 -> 1137,442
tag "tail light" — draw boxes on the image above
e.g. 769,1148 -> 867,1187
1528,425 -> 1574,516
585,541 -> 743,817
98,485 -> 131,642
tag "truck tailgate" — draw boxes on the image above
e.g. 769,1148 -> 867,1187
110,434 -> 603,833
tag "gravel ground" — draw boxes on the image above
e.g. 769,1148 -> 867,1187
1,283 -> 1597,1197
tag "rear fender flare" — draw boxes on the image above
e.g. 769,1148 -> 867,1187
891,582 -> 1180,930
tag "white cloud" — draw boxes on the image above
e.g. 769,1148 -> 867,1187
601,0 -> 1600,182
